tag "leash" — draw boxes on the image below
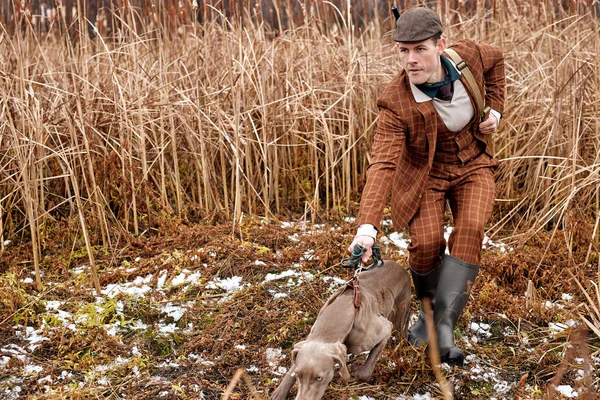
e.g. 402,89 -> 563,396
340,244 -> 385,272
340,244 -> 385,314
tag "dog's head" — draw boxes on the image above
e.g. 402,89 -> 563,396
291,340 -> 350,400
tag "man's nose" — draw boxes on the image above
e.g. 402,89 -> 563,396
407,51 -> 417,63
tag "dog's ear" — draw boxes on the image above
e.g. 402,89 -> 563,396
330,342 -> 350,381
291,341 -> 306,366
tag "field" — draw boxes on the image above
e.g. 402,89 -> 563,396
1,219 -> 598,399
1,0 -> 600,399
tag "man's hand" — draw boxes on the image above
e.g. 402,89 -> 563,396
479,112 -> 499,135
347,235 -> 375,264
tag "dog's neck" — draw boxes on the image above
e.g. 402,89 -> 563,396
307,289 -> 355,343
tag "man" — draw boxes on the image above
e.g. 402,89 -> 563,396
348,6 -> 505,365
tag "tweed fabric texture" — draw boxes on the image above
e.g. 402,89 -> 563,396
358,39 -> 505,232
392,7 -> 443,42
408,114 -> 496,273
433,120 -> 483,165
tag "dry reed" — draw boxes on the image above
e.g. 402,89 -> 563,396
0,0 -> 598,285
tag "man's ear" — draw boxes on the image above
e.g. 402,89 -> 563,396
437,37 -> 447,55
330,342 -> 350,380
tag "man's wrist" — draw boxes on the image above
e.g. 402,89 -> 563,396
490,109 -> 501,123
356,224 -> 378,240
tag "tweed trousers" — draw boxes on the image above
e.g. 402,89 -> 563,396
407,166 -> 495,273
407,116 -> 496,274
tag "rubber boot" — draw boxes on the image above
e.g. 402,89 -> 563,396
434,255 -> 479,365
408,266 -> 441,346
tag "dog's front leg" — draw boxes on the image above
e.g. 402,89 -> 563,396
270,365 -> 296,400
353,319 -> 392,383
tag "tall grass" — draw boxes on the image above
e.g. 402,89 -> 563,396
0,0 -> 599,287
487,3 -> 600,261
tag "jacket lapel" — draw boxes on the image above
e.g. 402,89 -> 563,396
415,101 -> 438,165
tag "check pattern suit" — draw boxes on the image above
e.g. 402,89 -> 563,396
358,39 -> 505,269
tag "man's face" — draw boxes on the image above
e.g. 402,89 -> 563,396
397,38 -> 446,85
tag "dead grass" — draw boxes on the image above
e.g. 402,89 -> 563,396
0,218 -> 598,399
1,1 -> 599,274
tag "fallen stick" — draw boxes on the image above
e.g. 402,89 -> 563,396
222,368 -> 261,399
423,297 -> 454,400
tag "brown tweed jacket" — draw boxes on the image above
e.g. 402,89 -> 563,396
358,39 -> 505,231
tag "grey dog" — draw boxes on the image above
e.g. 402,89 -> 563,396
271,260 -> 412,400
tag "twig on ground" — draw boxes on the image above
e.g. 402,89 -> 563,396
222,368 -> 262,399
423,297 -> 453,400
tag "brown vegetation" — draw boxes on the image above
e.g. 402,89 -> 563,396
0,0 -> 598,285
0,219 -> 598,399
0,0 -> 599,398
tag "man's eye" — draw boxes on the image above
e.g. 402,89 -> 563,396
316,376 -> 323,381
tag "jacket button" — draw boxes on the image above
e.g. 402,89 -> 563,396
418,193 -> 423,199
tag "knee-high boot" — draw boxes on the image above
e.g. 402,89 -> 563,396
408,266 -> 441,346
434,255 -> 479,365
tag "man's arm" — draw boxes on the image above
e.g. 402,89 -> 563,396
478,42 -> 506,117
476,42 -> 505,135
358,106 -> 405,230
349,106 -> 406,262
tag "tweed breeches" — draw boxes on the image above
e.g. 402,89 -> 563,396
407,166 -> 495,273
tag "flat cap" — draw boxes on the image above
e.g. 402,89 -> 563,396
392,7 -> 443,43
